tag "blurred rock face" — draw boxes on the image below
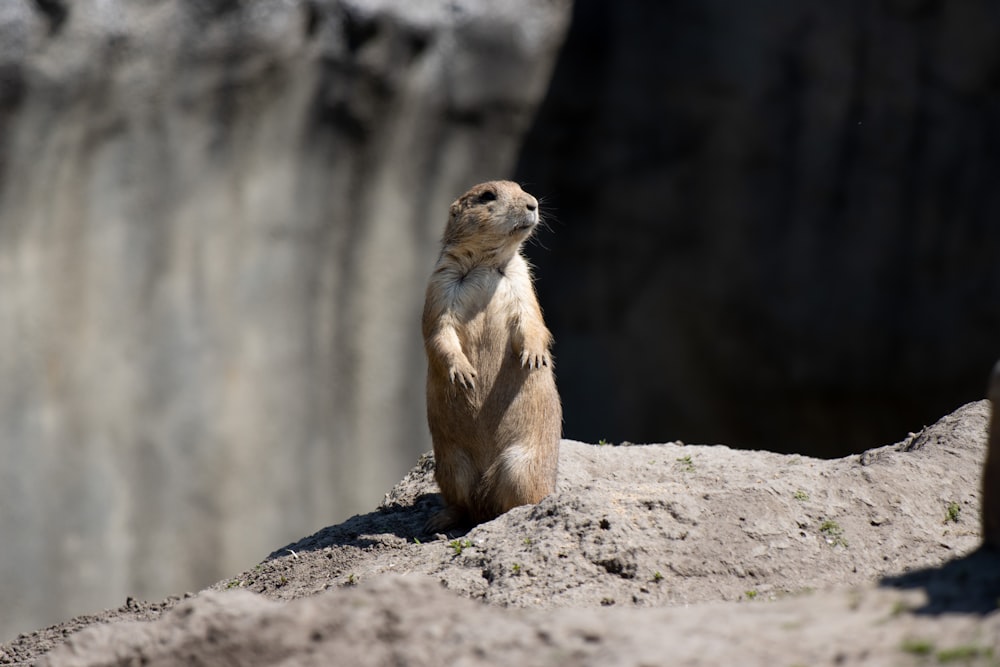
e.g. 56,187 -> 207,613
0,0 -> 570,639
517,0 -> 1000,455
985,362 -> 1000,548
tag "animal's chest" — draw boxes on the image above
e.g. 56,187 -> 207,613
454,270 -> 518,351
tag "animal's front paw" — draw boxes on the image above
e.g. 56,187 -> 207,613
519,343 -> 551,370
448,358 -> 478,389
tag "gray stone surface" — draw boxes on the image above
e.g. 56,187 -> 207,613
985,361 -> 1000,547
0,0 -> 571,641
35,577 -> 1000,667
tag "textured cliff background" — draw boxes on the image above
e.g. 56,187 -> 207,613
0,0 -> 572,640
1,0 -> 998,644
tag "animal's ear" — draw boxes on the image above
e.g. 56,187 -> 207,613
449,201 -> 462,218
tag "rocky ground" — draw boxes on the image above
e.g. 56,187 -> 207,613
3,400 -> 998,666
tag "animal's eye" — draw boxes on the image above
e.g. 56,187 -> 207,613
477,190 -> 497,204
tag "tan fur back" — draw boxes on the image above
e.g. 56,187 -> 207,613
422,181 -> 561,532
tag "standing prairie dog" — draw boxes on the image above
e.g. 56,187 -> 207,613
422,181 -> 561,533
984,360 -> 1000,548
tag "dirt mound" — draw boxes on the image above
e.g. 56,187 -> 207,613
6,401 -> 998,666
38,564 -> 1000,667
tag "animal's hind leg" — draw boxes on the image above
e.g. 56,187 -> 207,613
476,442 -> 557,521
426,447 -> 476,533
424,505 -> 470,535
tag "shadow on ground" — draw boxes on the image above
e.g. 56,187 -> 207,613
881,546 -> 1000,615
265,494 -> 442,558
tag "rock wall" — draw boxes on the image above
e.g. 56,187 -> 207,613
516,0 -> 1000,455
0,0 -> 571,640
985,361 -> 1000,548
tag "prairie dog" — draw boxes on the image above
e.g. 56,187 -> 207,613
984,360 -> 1000,548
422,181 -> 561,533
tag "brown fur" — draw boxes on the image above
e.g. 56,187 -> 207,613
984,360 -> 1000,549
422,181 -> 561,533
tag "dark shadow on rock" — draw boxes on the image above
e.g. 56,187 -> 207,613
265,493 -> 469,558
880,546 -> 1000,615
513,0 -> 1000,458
32,0 -> 68,34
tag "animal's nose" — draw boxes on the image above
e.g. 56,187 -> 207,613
526,199 -> 537,212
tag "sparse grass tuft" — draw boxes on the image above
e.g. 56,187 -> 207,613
745,590 -> 758,600
652,571 -> 664,583
936,645 -> 993,663
819,519 -> 848,548
676,454 -> 695,472
793,489 -> 809,501
450,538 -> 473,556
900,638 -> 934,656
890,600 -> 910,617
945,501 -> 961,524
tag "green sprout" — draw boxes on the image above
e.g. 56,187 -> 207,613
450,538 -> 473,555
819,519 -> 848,548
